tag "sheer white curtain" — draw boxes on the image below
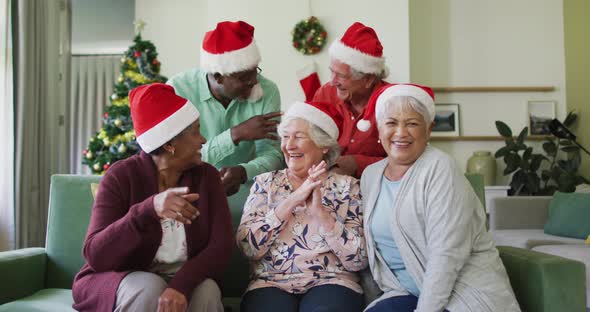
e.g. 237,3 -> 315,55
0,0 -> 15,251
69,55 -> 120,174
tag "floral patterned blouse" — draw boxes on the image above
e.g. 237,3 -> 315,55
237,169 -> 368,294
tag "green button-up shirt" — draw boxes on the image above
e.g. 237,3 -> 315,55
168,69 -> 284,180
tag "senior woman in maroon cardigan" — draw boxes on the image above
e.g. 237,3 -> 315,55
72,83 -> 233,312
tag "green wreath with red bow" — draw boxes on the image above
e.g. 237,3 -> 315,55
292,16 -> 327,55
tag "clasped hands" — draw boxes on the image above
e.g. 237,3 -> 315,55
277,161 -> 335,230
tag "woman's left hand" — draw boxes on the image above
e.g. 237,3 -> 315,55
157,288 -> 187,312
307,162 -> 336,230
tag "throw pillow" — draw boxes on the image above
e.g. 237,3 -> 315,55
90,183 -> 99,199
544,191 -> 590,239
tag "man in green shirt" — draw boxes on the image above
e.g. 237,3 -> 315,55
168,21 -> 284,196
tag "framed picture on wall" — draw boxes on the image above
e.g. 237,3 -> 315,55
528,100 -> 556,135
432,103 -> 460,136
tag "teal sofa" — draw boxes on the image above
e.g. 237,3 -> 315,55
0,174 -> 587,311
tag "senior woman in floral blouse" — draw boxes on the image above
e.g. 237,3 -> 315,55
237,101 -> 368,312
358,84 -> 520,312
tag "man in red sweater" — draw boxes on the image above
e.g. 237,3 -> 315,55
313,22 -> 389,178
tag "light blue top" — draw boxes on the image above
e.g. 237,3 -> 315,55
167,69 -> 284,179
371,177 -> 420,296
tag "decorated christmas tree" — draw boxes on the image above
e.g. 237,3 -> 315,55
82,21 -> 167,174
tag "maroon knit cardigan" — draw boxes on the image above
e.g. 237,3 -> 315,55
72,152 -> 233,311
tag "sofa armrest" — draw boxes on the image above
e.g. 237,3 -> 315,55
498,246 -> 586,312
489,196 -> 552,230
0,248 -> 47,304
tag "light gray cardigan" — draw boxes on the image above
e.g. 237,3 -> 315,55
361,146 -> 520,312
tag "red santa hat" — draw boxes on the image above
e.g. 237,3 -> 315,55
200,20 -> 261,75
285,101 -> 344,141
357,83 -> 435,132
129,83 -> 200,153
329,22 -> 387,75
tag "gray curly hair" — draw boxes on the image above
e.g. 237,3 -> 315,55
277,116 -> 341,167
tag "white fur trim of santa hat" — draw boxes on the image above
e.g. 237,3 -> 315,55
329,40 -> 386,75
285,101 -> 339,140
200,40 -> 261,75
136,101 -> 200,153
375,84 -> 435,123
296,62 -> 317,80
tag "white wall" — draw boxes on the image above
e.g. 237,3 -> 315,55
411,0 -> 566,184
135,0 -> 567,185
135,0 -> 410,107
72,0 -> 135,54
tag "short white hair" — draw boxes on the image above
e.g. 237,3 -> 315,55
376,96 -> 433,126
278,116 -> 340,167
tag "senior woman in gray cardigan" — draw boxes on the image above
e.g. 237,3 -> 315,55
357,84 -> 520,312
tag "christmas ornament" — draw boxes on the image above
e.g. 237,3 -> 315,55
85,151 -> 93,159
103,163 -> 110,170
292,16 -> 327,55
114,118 -> 123,127
118,76 -> 124,83
118,144 -> 128,154
134,51 -> 141,58
104,112 -> 109,118
93,163 -> 100,171
111,94 -> 118,100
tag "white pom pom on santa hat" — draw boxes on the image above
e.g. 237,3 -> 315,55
356,119 -> 371,132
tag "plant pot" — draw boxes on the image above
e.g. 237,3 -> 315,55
467,150 -> 497,186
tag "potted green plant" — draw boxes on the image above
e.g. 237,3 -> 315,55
494,112 -> 589,195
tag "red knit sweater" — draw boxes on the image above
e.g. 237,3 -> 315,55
72,152 -> 233,312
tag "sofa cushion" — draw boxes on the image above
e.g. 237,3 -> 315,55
492,229 -> 584,249
532,244 -> 590,308
544,192 -> 590,239
0,289 -> 74,312
90,183 -> 99,199
45,175 -> 101,289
